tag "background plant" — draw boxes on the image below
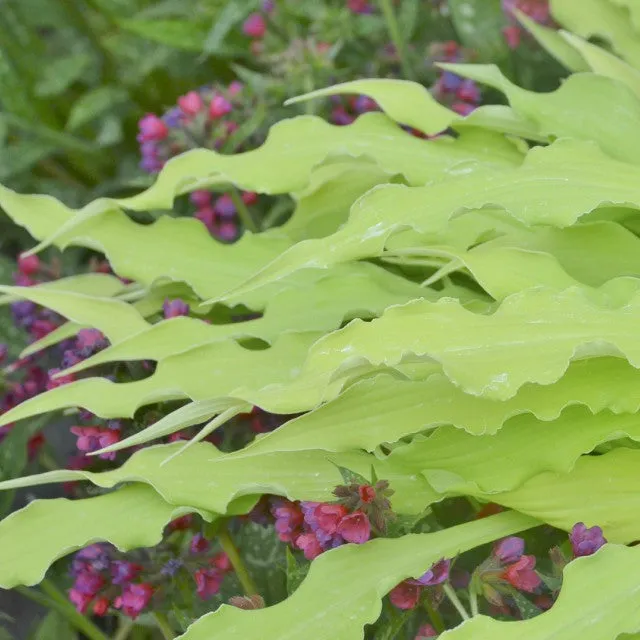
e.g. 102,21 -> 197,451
3,0 -> 640,639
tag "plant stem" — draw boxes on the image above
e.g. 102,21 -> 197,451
218,523 -> 258,596
469,589 -> 479,616
153,613 -> 175,640
17,583 -> 109,640
377,0 -> 414,80
113,617 -> 135,640
443,583 -> 470,621
229,187 -> 260,233
424,599 -> 446,634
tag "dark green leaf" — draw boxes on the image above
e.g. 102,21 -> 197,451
66,86 -> 129,130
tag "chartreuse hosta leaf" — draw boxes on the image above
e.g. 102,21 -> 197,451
440,64 -> 640,165
550,0 -> 640,69
286,79 -> 458,135
609,0 -> 640,32
218,139 -> 640,302
244,358 -> 640,453
60,263 -> 427,377
0,332 -> 322,424
0,484 -> 206,588
0,285 -> 148,343
0,442 -> 437,516
177,511 -> 539,640
441,544 -> 640,640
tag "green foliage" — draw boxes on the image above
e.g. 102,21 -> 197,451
2,5 -> 640,638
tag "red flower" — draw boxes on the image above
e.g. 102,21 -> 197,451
337,511 -> 371,544
389,581 -> 421,610
295,533 -> 324,560
213,552 -> 232,573
92,597 -> 110,617
314,503 -> 349,536
17,254 -> 40,276
194,568 -> 224,600
501,555 -> 541,592
358,485 -> 377,503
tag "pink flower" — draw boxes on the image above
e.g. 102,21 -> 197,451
314,503 -> 349,537
17,254 -> 40,276
70,426 -> 120,460
501,555 -> 541,592
195,568 -> 224,600
337,511 -> 371,544
416,624 -> 438,639
69,588 -> 93,613
389,581 -> 421,610
358,484 -> 377,504
76,329 -> 105,350
178,91 -> 204,116
411,559 -> 450,587
190,190 -> 212,207
137,114 -> 169,142
243,13 -> 266,38
272,499 -> 304,543
503,24 -> 521,49
111,561 -> 142,586
190,533 -> 210,554
163,298 -> 189,319
114,583 -> 154,619
212,552 -> 232,573
296,533 -> 324,560
209,95 -> 233,119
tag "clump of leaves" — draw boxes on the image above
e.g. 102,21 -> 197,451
2,1 -> 640,638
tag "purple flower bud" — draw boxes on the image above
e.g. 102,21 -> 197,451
190,533 -> 210,554
163,298 -> 190,319
138,114 -> 169,142
411,558 -> 450,586
494,536 -> 525,565
190,190 -> 213,207
111,560 -> 142,586
161,559 -> 183,576
262,0 -> 275,12
214,194 -> 236,218
209,95 -> 233,119
569,522 -> 607,558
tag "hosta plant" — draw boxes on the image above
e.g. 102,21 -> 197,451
3,2 -> 640,638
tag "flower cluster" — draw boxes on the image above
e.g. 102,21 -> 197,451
501,0 -> 553,49
348,0 -> 375,14
271,478 -> 394,560
68,528 -> 234,619
389,558 -> 452,610
429,41 -> 482,116
329,95 -> 379,126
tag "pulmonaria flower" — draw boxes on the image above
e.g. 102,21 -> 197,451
70,426 -> 120,460
212,551 -> 232,572
209,94 -> 233,119
494,537 -> 525,565
195,568 -> 224,599
295,532 -> 324,560
243,13 -> 266,38
163,298 -> 190,319
76,328 -> 106,352
348,0 -> 374,14
501,555 -> 541,592
17,253 -> 40,276
389,581 -> 422,610
92,597 -> 110,616
416,624 -> 438,639
69,588 -> 94,613
167,514 -> 193,531
304,502 -> 348,543
410,559 -> 451,587
111,560 -> 142,586
501,0 -> 553,48
115,583 -> 154,619
0,343 -> 7,364
569,522 -> 607,558
336,511 -> 371,544
161,558 -> 184,576
178,91 -> 204,117
333,478 -> 394,533
190,533 -> 211,554
137,114 -> 169,142
271,499 -> 304,543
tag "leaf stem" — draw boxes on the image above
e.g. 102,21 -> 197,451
377,0 -> 414,80
153,612 -> 175,640
218,523 -> 259,596
113,617 -> 135,640
17,582 -> 109,640
443,583 -> 470,621
229,187 -> 259,233
424,599 -> 446,634
469,588 -> 479,616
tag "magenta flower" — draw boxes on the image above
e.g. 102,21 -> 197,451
76,328 -> 105,351
310,503 -> 349,542
111,561 -> 142,586
190,533 -> 211,554
178,91 -> 204,116
348,0 -> 374,14
569,522 -> 607,558
69,588 -> 93,613
494,537 -> 525,565
17,253 -> 40,276
501,555 -> 541,592
212,552 -> 232,572
137,114 -> 169,142
357,484 -> 377,503
195,567 -> 224,600
389,581 -> 421,610
163,298 -> 190,319
271,499 -> 304,543
416,624 -> 438,639
0,344 -> 7,364
337,511 -> 371,544
411,558 -> 451,587
74,571 -> 105,595
242,13 -> 266,38
295,532 -> 324,560
209,95 -> 233,119
114,583 -> 154,619
190,190 -> 212,207
70,426 -> 120,460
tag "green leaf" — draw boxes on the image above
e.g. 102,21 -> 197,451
550,0 -> 640,69
440,65 -> 640,165
440,544 -> 640,639
32,611 -> 74,640
66,86 -> 129,130
177,511 -> 538,640
448,0 -> 509,60
118,18 -> 209,52
286,79 -> 457,136
0,484 -> 206,588
34,53 -> 93,97
202,0 -> 245,54
515,11 -> 590,71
